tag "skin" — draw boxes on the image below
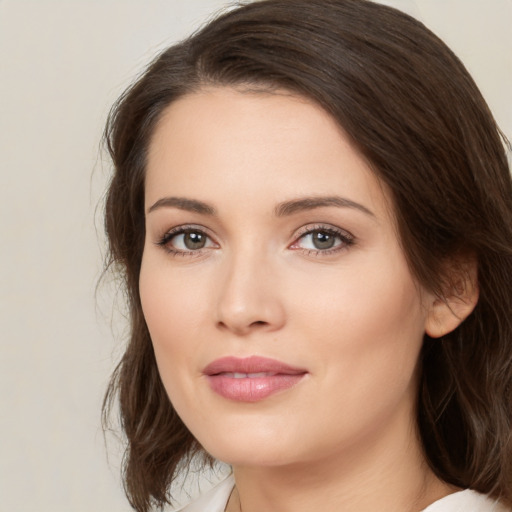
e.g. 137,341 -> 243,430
140,87 -> 469,512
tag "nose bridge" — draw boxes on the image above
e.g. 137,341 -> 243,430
216,241 -> 285,335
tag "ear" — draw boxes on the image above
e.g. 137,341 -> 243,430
424,256 -> 479,338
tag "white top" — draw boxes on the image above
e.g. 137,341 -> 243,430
174,474 -> 508,512
173,474 -> 235,512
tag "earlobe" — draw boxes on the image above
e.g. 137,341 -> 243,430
424,259 -> 479,339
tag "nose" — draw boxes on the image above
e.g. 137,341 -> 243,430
215,252 -> 286,336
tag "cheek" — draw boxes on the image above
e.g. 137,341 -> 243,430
139,254 -> 226,440
294,254 -> 425,339
285,265 -> 426,451
292,254 -> 427,396
139,256 -> 209,374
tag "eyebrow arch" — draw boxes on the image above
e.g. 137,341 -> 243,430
147,197 -> 216,215
274,196 -> 374,217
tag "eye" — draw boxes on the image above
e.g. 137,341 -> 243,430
157,226 -> 218,255
290,225 -> 354,254
301,230 -> 340,250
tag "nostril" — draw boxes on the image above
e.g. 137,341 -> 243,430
250,320 -> 268,327
216,319 -> 270,335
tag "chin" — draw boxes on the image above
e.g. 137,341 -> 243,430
205,441 -> 297,468
192,418 -> 304,468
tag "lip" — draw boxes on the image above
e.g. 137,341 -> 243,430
203,356 -> 307,402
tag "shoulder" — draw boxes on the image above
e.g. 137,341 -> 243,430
171,474 -> 235,512
422,489 -> 510,512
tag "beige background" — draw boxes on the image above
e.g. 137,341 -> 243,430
0,1 -> 510,511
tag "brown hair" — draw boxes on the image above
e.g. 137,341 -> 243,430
102,1 -> 512,510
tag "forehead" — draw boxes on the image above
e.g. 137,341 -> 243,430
148,86 -> 348,167
145,86 -> 392,219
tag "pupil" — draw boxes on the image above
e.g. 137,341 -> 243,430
313,230 -> 335,250
184,231 -> 206,250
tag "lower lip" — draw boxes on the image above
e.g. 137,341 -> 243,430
207,374 -> 306,402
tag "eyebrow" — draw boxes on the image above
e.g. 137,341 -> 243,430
147,197 -> 216,215
274,196 -> 374,217
147,195 -> 374,218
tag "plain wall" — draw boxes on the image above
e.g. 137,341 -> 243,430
0,1 -> 510,511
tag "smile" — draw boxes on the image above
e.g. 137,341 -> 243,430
203,356 -> 307,402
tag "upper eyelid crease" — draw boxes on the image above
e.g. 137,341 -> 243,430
293,225 -> 354,243
296,223 -> 352,235
157,224 -> 214,242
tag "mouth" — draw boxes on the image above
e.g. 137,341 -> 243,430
203,356 -> 307,402
216,372 -> 281,378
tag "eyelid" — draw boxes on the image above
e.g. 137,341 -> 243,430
289,223 -> 355,254
155,224 -> 219,256
293,223 -> 354,240
153,222 -> 354,257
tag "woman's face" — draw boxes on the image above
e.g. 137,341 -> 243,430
140,87 -> 433,467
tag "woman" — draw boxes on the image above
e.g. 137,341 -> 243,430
102,1 -> 512,511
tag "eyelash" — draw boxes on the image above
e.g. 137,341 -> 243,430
156,224 -> 215,257
155,224 -> 355,257
291,224 -> 355,256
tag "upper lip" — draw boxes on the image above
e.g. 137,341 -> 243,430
203,356 -> 307,376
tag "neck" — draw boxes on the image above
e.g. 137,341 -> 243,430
226,412 -> 455,512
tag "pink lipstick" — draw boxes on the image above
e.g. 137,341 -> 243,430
203,356 -> 307,402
